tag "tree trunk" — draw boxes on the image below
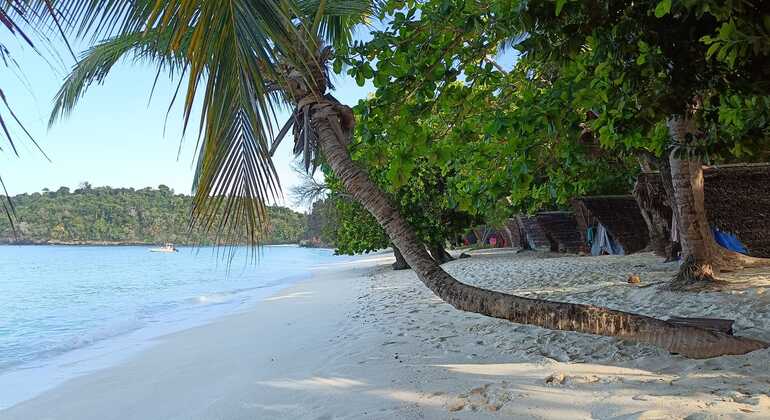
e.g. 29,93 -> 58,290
667,116 -> 768,290
311,100 -> 767,358
392,244 -> 410,270
428,241 -> 454,264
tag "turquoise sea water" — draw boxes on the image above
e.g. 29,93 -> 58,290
0,245 -> 348,407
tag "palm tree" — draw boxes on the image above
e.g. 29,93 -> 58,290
50,0 -> 766,358
666,116 -> 769,290
0,0 -> 64,230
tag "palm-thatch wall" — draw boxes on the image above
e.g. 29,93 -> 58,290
516,215 -> 551,251
505,217 -> 526,249
535,211 -> 585,254
572,195 -> 650,255
634,164 -> 770,258
704,164 -> 770,257
633,172 -> 676,257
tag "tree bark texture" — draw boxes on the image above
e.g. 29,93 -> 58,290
392,245 -> 411,270
667,116 -> 768,289
428,241 -> 455,264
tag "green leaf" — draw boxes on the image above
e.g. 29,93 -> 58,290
705,43 -> 720,59
654,0 -> 671,18
555,0 -> 567,16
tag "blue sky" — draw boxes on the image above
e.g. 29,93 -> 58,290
0,29 -> 374,211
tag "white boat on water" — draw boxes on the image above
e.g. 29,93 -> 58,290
150,243 -> 178,253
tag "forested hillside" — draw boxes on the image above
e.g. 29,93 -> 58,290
0,184 -> 307,245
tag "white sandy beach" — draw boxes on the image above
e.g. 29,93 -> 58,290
2,249 -> 769,419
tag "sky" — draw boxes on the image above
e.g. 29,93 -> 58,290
0,28 -> 375,211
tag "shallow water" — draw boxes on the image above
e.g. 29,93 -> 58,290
0,245 -> 347,407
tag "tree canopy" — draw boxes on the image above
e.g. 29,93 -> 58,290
0,185 -> 307,245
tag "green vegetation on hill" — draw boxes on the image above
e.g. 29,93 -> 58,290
0,184 -> 307,245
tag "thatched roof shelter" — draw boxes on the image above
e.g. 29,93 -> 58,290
535,211 -> 585,254
633,172 -> 676,258
516,215 -> 551,251
572,195 -> 650,255
505,217 -> 526,249
634,164 -> 770,258
704,164 -> 770,257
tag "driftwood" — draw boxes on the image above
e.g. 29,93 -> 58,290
667,317 -> 734,335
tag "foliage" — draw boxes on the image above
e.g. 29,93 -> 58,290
323,166 -> 390,255
323,96 -> 485,256
340,0 -> 637,224
0,1 -> 69,227
48,0 -> 377,246
512,0 -> 770,161
302,198 -> 338,247
0,185 -> 307,245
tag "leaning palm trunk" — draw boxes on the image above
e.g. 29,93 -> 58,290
310,99 -> 766,358
667,116 -> 769,290
392,244 -> 410,270
428,241 -> 454,264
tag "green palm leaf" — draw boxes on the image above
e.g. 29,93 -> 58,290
49,0 -> 376,246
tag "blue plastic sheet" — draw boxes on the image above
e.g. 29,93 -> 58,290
712,228 -> 748,255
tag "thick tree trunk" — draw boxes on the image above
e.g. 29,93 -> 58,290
392,245 -> 410,270
428,241 -> 454,264
667,116 -> 768,290
310,100 -> 766,358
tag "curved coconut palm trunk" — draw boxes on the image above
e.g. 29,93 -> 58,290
309,100 -> 767,358
667,116 -> 769,289
428,241 -> 454,264
392,244 -> 411,270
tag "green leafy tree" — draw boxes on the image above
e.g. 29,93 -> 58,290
512,0 -> 770,288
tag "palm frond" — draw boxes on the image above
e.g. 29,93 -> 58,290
0,0 -> 70,231
49,0 -> 377,247
298,0 -> 377,48
49,27 -> 187,126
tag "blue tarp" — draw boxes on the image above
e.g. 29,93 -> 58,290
712,228 -> 748,255
589,224 -> 625,256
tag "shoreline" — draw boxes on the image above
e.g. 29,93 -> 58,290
0,256 -> 355,411
2,250 -> 768,419
0,241 -> 302,247
0,255 -> 388,419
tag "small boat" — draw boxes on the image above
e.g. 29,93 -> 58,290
150,243 -> 178,253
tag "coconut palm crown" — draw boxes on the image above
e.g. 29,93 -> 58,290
50,0 -> 372,245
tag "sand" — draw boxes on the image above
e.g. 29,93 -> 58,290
2,249 -> 769,419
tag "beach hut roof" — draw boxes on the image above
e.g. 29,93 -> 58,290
634,163 -> 770,258
535,211 -> 585,254
516,215 -> 551,251
572,195 -> 650,255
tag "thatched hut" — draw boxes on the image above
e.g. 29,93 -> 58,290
633,172 -> 676,258
535,211 -> 586,254
505,217 -> 526,249
704,164 -> 770,257
516,215 -> 551,251
572,195 -> 650,255
634,164 -> 770,258
464,225 -> 510,248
